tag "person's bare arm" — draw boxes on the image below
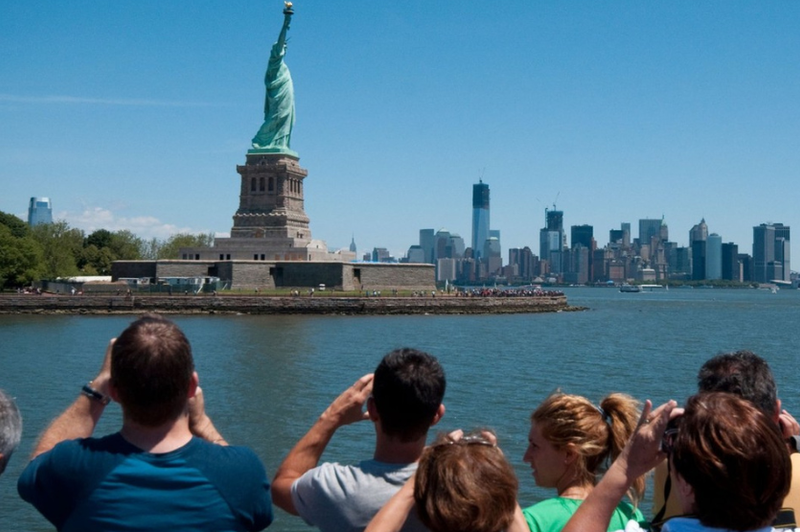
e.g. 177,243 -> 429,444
272,373 -> 374,515
508,504 -> 529,532
30,339 -> 115,460
562,400 -> 677,532
188,385 -> 228,446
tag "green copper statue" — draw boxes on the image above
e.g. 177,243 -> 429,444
250,2 -> 297,155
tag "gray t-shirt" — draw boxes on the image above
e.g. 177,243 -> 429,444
291,460 -> 427,532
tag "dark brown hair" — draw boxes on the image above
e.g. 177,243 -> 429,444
111,315 -> 194,427
415,431 -> 518,532
697,350 -> 778,419
672,392 -> 790,530
372,348 -> 445,442
532,391 -> 644,503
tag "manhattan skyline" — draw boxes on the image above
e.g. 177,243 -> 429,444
2,2 -> 799,259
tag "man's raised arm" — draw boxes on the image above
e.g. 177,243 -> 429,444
30,339 -> 115,460
188,385 -> 228,446
271,373 -> 374,515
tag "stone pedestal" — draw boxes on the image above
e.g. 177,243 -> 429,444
231,153 -> 311,245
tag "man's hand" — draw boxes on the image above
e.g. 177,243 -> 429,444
319,373 -> 373,429
90,338 -> 115,397
779,409 -> 799,439
272,373 -> 374,515
188,385 -> 228,445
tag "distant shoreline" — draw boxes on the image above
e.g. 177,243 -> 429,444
0,294 -> 582,316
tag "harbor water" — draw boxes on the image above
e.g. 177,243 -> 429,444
1,287 -> 798,531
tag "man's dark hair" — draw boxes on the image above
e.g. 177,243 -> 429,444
372,348 -> 446,442
697,350 -> 778,418
111,315 -> 194,427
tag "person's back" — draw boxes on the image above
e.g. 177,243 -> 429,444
18,315 -> 272,531
272,348 -> 446,532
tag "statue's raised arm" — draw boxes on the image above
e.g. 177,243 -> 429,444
250,2 -> 297,156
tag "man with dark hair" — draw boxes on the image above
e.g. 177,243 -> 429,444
652,349 -> 799,527
272,348 -> 446,532
0,389 -> 22,476
18,315 -> 273,531
696,350 -> 779,418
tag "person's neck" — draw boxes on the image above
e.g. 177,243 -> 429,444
558,483 -> 593,500
373,431 -> 427,464
120,414 -> 193,454
556,467 -> 593,500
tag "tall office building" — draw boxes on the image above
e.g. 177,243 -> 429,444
638,218 -> 662,247
570,225 -> 594,283
753,223 -> 791,282
721,242 -> 739,281
508,247 -> 535,281
571,225 -> 593,249
690,218 -> 708,281
28,197 -> 53,226
689,218 -> 708,243
419,229 -> 435,264
621,223 -> 631,248
471,180 -> 490,259
539,208 -> 565,275
705,233 -> 722,280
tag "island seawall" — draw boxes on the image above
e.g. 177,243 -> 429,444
0,294 -> 580,316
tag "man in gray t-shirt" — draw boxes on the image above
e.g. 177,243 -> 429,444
272,349 -> 446,532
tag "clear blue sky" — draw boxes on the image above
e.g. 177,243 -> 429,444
2,1 -> 799,260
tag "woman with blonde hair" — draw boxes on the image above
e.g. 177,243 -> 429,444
522,391 -> 645,532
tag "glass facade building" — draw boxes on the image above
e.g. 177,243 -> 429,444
28,197 -> 53,226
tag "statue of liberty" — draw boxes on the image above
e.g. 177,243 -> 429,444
251,2 -> 297,155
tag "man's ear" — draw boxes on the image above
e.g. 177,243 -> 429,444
431,404 -> 446,426
367,396 -> 379,423
108,382 -> 119,403
774,399 -> 782,424
187,372 -> 199,399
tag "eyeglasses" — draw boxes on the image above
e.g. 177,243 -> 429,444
660,427 -> 678,454
439,433 -> 497,448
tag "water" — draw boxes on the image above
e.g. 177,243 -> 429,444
1,287 -> 798,530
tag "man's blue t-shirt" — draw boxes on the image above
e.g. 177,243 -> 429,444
18,433 -> 272,531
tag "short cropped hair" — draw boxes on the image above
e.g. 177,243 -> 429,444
372,348 -> 445,442
672,392 -> 790,530
415,431 -> 518,532
111,315 -> 194,427
532,391 -> 644,503
0,389 -> 22,474
697,350 -> 778,418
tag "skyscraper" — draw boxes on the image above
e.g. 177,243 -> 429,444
471,181 -> 490,259
690,218 -> 708,281
638,218 -> 662,247
539,208 -> 565,275
753,223 -> 791,282
721,242 -> 739,281
28,197 -> 52,226
419,229 -> 435,264
705,233 -> 722,280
